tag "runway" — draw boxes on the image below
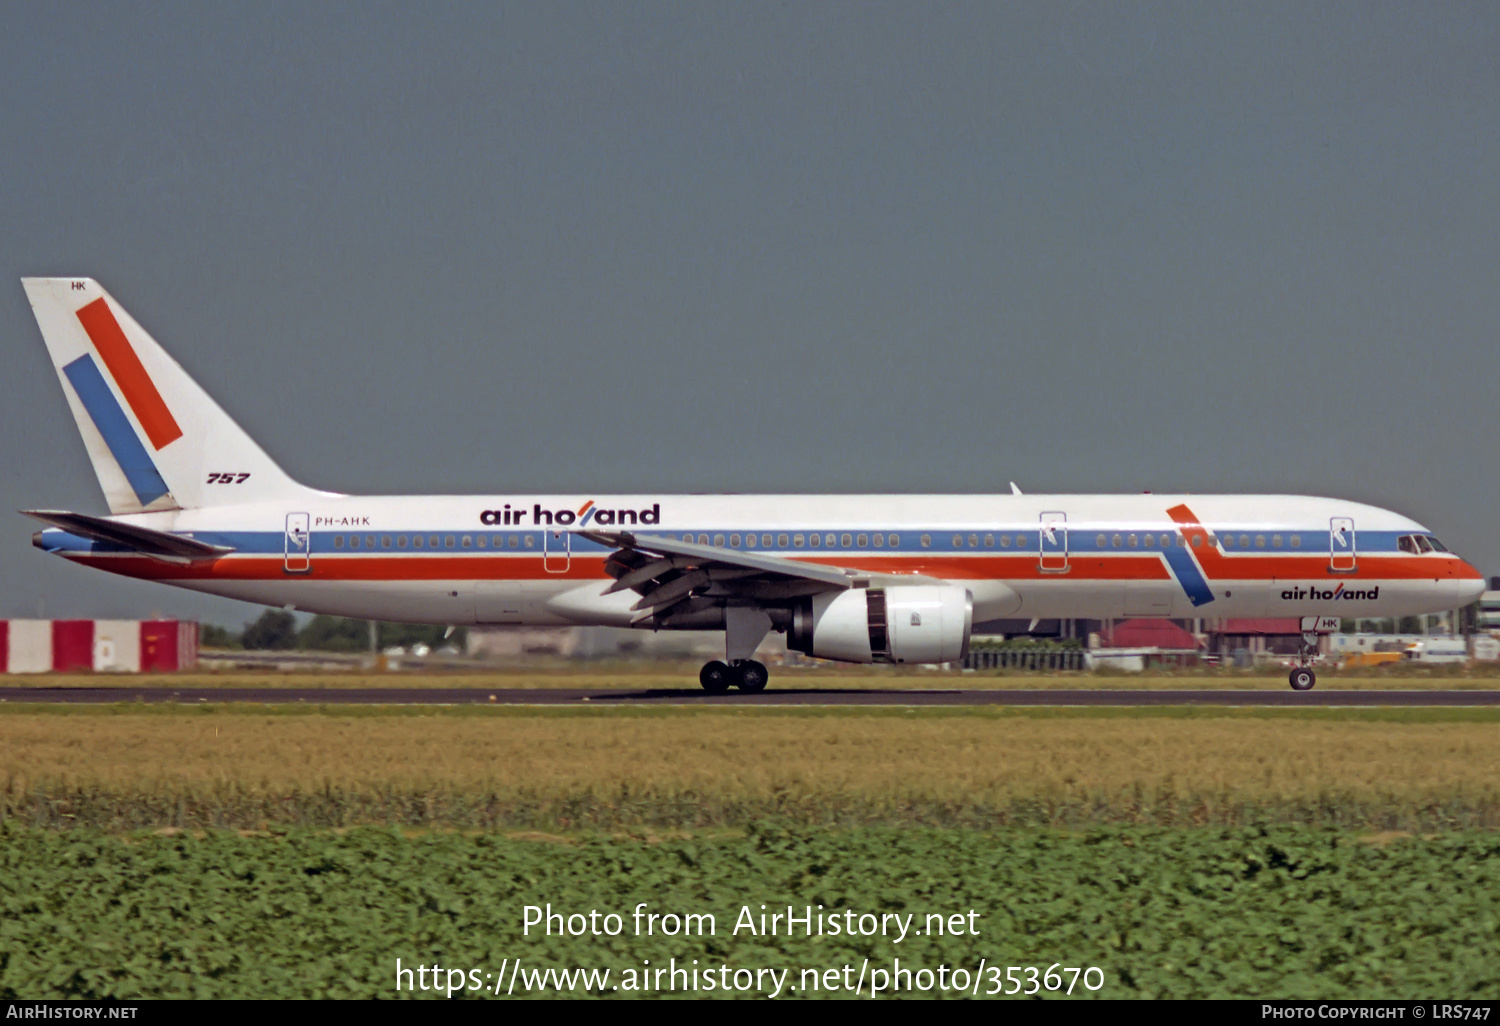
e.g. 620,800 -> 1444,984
2,686 -> 1499,707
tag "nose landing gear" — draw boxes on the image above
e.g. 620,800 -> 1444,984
1288,667 -> 1316,691
1288,627 -> 1321,691
698,659 -> 770,693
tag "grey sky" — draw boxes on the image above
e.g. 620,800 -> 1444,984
2,2 -> 1496,625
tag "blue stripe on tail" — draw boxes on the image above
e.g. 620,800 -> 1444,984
62,355 -> 171,506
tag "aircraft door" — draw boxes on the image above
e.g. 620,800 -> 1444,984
1329,517 -> 1356,572
284,513 -> 311,573
1039,512 -> 1069,572
543,529 -> 571,573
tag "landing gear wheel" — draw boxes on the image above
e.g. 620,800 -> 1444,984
1289,668 -> 1316,692
734,660 -> 769,693
700,661 -> 733,694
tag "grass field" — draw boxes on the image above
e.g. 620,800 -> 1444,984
5,662 -> 1500,691
3,824 -> 1497,999
3,705 -> 1498,830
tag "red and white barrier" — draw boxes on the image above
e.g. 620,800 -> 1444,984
0,620 -> 198,673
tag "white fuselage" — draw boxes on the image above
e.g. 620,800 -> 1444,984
40,492 -> 1486,629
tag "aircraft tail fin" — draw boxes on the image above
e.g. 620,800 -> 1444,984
22,277 -> 331,513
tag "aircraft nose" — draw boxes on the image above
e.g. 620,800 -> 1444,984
1457,571 -> 1487,606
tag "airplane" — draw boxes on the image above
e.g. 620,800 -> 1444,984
20,277 -> 1488,692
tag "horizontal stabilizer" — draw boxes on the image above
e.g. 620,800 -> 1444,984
23,509 -> 234,563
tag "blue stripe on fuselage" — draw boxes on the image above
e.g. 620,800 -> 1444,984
62,355 -> 170,506
1161,545 -> 1217,607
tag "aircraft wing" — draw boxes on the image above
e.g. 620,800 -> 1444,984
23,509 -> 235,564
580,529 -> 950,622
579,529 -> 856,617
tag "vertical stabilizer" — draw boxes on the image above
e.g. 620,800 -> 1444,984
22,277 -> 331,513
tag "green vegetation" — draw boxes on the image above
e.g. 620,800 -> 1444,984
205,612 -> 465,653
1,824 -> 1496,998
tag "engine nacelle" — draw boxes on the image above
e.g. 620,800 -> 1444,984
788,585 -> 972,664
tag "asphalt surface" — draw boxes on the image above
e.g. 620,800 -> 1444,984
1,686 -> 1499,707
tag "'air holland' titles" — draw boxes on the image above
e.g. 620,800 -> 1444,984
1280,585 -> 1380,601
479,501 -> 661,527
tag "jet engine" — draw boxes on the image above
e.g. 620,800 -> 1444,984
788,585 -> 972,664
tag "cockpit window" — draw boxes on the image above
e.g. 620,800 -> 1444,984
1426,535 -> 1448,552
1399,535 -> 1419,555
1413,535 -> 1433,554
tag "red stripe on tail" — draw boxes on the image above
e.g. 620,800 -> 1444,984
75,298 -> 183,450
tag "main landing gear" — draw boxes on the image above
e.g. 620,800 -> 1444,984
699,659 -> 769,694
1288,667 -> 1316,691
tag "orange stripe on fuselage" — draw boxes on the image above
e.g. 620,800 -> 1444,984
66,550 -> 1466,584
75,298 -> 183,450
1165,504 -> 1479,582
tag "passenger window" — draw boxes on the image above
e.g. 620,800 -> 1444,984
1112,534 -> 1121,548
1164,534 -> 1174,547
872,533 -> 883,548
795,534 -> 805,547
683,534 -> 693,542
1096,534 -> 1106,548
461,535 -> 472,548
443,536 -> 454,548
363,536 -> 373,549
1144,533 -> 1155,548
714,534 -> 724,547
920,534 -> 931,548
1000,534 -> 1011,548
1128,534 -> 1138,548
1015,535 -> 1027,548
1255,535 -> 1265,548
778,534 -> 789,548
524,535 -> 535,548
744,535 -> 755,548
807,534 -> 818,548
857,534 -> 868,548
398,536 -> 408,549
760,534 -> 771,547
841,533 -> 852,548
1272,535 -> 1282,549
825,534 -> 836,547
476,536 -> 486,549
952,535 -> 963,548
700,534 -> 710,545
1191,535 -> 1202,548
334,536 -> 344,549
730,534 -> 741,547
430,536 -> 440,548
382,536 -> 392,548
983,534 -> 993,548
889,534 -> 899,547
967,534 -> 978,548
1224,535 -> 1235,549
1238,534 -> 1248,548
1290,534 -> 1301,548
413,536 -> 423,549
509,535 -> 518,548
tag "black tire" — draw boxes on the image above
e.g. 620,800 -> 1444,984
1289,668 -> 1316,691
700,660 -> 733,694
735,660 -> 769,693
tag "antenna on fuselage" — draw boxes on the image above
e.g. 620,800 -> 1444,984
1010,482 -> 1022,496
